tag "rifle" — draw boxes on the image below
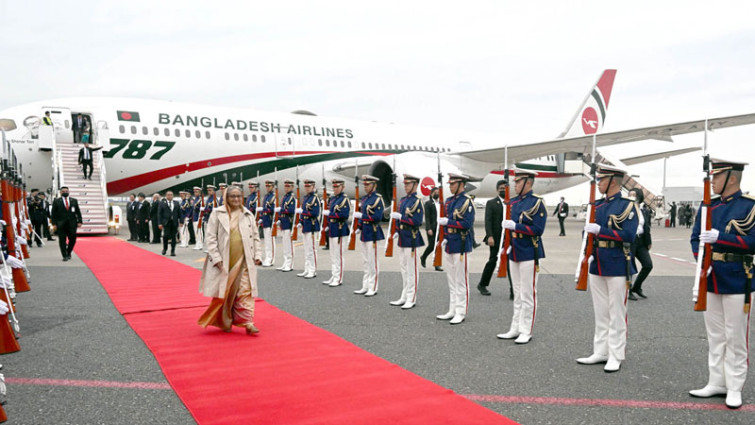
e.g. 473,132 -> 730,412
319,164 -> 328,246
385,158 -> 398,257
694,121 -> 711,311
0,140 -> 29,293
433,154 -> 445,268
497,146 -> 510,278
272,167 -> 279,237
575,134 -> 598,291
348,163 -> 360,251
292,165 -> 301,241
196,180 -> 206,230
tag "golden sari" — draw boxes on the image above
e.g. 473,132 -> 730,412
198,209 -> 255,331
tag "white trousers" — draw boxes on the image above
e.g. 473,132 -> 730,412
263,226 -> 275,265
508,260 -> 538,336
703,292 -> 752,391
360,240 -> 379,292
589,274 -> 629,361
398,247 -> 418,303
193,222 -> 203,249
329,236 -> 345,284
178,221 -> 189,247
280,229 -> 293,269
444,251 -> 469,317
303,232 -> 317,275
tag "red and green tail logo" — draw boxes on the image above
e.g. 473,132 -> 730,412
117,111 -> 141,122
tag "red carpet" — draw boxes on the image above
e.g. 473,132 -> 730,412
75,237 -> 517,425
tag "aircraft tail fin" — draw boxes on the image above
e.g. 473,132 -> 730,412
558,69 -> 617,138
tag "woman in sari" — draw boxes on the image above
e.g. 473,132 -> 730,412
198,186 -> 263,334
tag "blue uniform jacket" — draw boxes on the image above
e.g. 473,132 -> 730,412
443,191 -> 475,254
279,192 -> 296,230
217,195 -> 224,207
589,194 -> 639,276
300,192 -> 321,233
191,195 -> 203,222
397,192 -> 425,248
179,199 -> 191,221
246,193 -> 258,213
203,195 -> 216,222
691,191 -> 755,294
359,191 -> 385,242
261,192 -> 276,228
327,193 -> 351,238
509,190 -> 546,262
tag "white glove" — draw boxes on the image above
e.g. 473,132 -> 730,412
324,226 -> 329,232
390,212 -> 402,220
295,208 -> 303,214
0,300 -> 8,315
199,207 -> 205,212
392,232 -> 398,239
256,207 -> 263,212
441,239 -> 447,249
0,220 -> 5,226
700,229 -> 719,244
17,236 -> 27,246
438,217 -> 449,226
257,219 -> 263,225
353,212 -> 363,219
275,220 -> 280,226
502,220 -> 516,230
274,207 -> 281,213
355,229 -> 361,235
323,209 -> 330,216
587,255 -> 594,265
5,256 -> 23,269
25,219 -> 32,226
506,245 -> 512,255
584,223 -> 601,235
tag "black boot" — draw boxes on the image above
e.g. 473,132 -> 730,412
628,291 -> 638,301
634,288 -> 647,299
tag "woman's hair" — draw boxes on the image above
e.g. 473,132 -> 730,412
224,186 -> 244,212
629,188 -> 644,204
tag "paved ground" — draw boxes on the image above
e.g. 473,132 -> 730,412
4,216 -> 752,424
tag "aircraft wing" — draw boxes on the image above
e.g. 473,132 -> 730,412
454,113 -> 755,164
620,147 -> 701,166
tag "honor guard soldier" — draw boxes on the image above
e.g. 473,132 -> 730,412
216,182 -> 227,206
322,178 -> 350,287
389,174 -> 425,309
577,164 -> 639,373
436,173 -> 475,324
276,179 -> 296,272
497,169 -> 546,344
246,181 -> 259,215
179,190 -> 194,247
191,186 -> 205,250
202,185 -> 218,252
353,175 -> 385,296
689,159 -> 755,409
260,180 -> 277,267
296,179 -> 321,278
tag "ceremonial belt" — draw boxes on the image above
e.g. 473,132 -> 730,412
597,240 -> 623,249
511,232 -> 526,239
712,252 -> 754,263
399,223 -> 419,230
446,228 -> 467,234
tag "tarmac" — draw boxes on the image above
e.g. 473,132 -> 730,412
4,216 -> 753,424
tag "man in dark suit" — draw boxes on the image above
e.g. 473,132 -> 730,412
552,196 -> 569,236
136,193 -> 151,242
478,180 -> 509,297
419,187 -> 443,272
126,194 -> 138,241
158,191 -> 181,256
628,188 -> 653,301
38,192 -> 55,241
150,193 -> 162,243
28,188 -> 45,247
71,114 -> 88,143
50,186 -> 83,261
78,143 -> 103,180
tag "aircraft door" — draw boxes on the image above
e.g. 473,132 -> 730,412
96,120 -> 111,150
42,106 -> 73,143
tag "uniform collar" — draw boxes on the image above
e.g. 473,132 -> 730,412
722,190 -> 742,203
518,189 -> 533,199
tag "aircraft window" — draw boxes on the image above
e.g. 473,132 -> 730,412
243,134 -> 248,142
348,141 -> 352,148
153,128 -> 159,136
318,139 -> 322,146
119,125 -> 125,133
185,129 -> 191,138
326,140 -> 330,147
225,133 -> 229,141
175,129 -> 180,137
288,137 -> 292,145
195,130 -> 201,139
205,131 -> 211,139
164,128 -> 170,137
252,134 -> 257,142
340,140 -> 345,148
131,126 -> 137,134
369,142 -> 373,149
234,133 -> 239,141
261,135 -> 266,143
142,127 -> 148,135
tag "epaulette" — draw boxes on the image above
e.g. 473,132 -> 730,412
711,194 -> 721,200
532,193 -> 543,199
621,196 -> 635,201
463,194 -> 472,199
743,194 -> 755,201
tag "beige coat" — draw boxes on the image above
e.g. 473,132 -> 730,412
198,207 -> 263,298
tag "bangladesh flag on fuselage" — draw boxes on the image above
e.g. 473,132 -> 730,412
117,110 -> 140,122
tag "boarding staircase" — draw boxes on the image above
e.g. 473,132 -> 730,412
53,138 -> 109,234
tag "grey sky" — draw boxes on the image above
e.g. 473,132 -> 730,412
2,1 -> 755,203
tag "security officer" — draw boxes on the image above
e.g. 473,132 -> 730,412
246,182 -> 259,216
276,179 -> 296,272
577,164 -> 638,373
390,174 -> 425,309
260,180 -> 277,267
322,178 -> 350,287
689,159 -> 754,409
353,175 -> 385,296
497,169 -> 546,344
296,179 -> 321,278
436,173 -> 475,324
191,186 -> 205,250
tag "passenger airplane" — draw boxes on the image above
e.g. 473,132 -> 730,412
1,69 -> 754,204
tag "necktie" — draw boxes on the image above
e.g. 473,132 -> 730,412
65,198 -> 69,210
169,201 -> 173,211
